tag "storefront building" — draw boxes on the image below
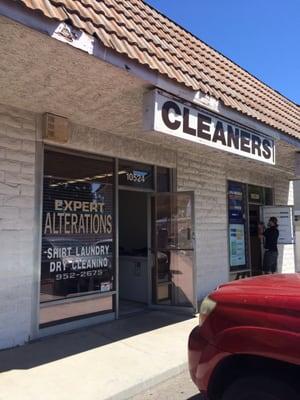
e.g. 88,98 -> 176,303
0,0 -> 299,349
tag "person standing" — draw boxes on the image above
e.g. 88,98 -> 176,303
262,217 -> 279,274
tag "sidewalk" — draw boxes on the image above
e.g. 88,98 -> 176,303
0,311 -> 198,400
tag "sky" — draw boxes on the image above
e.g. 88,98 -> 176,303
145,0 -> 300,104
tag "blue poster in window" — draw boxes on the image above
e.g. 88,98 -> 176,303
228,182 -> 244,223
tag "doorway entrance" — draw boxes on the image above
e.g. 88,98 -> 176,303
118,190 -> 149,315
118,189 -> 196,316
248,185 -> 274,276
151,192 -> 196,310
248,185 -> 273,276
249,204 -> 262,275
228,181 -> 274,279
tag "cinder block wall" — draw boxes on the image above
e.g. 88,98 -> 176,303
176,151 -> 228,300
67,122 -> 177,167
177,149 -> 295,300
0,108 -> 295,349
58,121 -> 298,301
0,103 -> 37,349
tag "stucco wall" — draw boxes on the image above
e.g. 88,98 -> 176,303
0,103 -> 37,348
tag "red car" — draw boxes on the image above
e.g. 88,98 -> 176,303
188,274 -> 300,400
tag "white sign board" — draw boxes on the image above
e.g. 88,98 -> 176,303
261,206 -> 294,244
144,90 -> 275,165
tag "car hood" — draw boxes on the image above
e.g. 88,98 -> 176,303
216,273 -> 300,298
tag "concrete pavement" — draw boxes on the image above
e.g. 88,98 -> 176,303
130,370 -> 203,400
0,311 -> 198,400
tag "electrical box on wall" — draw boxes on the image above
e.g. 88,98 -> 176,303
43,113 -> 70,143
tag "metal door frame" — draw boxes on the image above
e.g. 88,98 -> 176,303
148,191 -> 197,314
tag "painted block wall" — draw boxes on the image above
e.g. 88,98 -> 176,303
50,122 -> 298,304
0,105 -> 296,349
177,150 -> 296,300
176,151 -> 228,300
0,103 -> 37,349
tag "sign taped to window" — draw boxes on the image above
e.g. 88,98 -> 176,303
261,206 -> 294,244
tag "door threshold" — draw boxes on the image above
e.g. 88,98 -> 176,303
119,300 -> 148,318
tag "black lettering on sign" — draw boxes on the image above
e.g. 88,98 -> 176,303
183,107 -> 196,136
212,121 -> 226,146
240,131 -> 251,153
227,125 -> 240,149
162,101 -> 181,130
262,139 -> 272,159
197,113 -> 211,140
252,134 -> 262,156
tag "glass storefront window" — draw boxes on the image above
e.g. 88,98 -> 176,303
118,160 -> 154,190
248,185 -> 263,204
248,185 -> 273,205
264,187 -> 273,205
228,181 -> 274,278
40,150 -> 115,326
152,192 -> 194,307
157,167 -> 171,192
228,181 -> 248,272
40,151 -> 175,326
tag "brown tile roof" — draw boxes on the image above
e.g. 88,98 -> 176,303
16,0 -> 300,139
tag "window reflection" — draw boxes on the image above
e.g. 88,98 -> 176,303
40,151 -> 114,325
153,193 -> 194,307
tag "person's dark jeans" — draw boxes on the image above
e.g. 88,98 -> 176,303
263,250 -> 278,273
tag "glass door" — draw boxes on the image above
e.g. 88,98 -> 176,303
151,192 -> 196,310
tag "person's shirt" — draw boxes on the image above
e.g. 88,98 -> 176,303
264,226 -> 279,252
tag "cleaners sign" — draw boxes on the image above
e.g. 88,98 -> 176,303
144,91 -> 275,165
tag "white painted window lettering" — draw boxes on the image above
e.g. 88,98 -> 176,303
126,170 -> 147,183
144,91 -> 275,165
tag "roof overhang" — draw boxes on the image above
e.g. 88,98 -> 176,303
1,0 -> 300,150
0,1 -> 299,179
